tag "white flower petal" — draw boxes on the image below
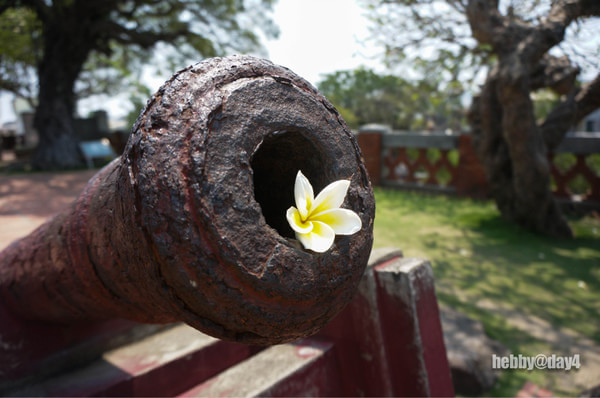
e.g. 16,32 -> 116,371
286,206 -> 313,234
312,179 -> 350,216
294,170 -> 314,221
296,221 -> 335,253
311,208 -> 362,235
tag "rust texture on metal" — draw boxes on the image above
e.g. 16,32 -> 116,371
0,55 -> 375,345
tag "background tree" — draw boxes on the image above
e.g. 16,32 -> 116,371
318,67 -> 465,131
363,0 -> 600,237
0,7 -> 40,107
0,0 -> 278,170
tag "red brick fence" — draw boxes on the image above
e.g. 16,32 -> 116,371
357,125 -> 600,207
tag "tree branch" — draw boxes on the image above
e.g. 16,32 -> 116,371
530,54 -> 580,94
466,0 -> 532,52
467,0 -> 600,68
466,0 -> 503,45
0,76 -> 36,103
541,73 -> 600,150
2,0 -> 51,22
101,20 -> 191,49
115,0 -> 182,20
523,0 -> 600,64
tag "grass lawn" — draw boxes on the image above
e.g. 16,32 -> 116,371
373,188 -> 600,396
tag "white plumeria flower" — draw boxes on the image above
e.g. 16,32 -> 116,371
286,170 -> 362,253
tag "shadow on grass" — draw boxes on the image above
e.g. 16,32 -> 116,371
452,215 -> 599,341
366,188 -> 600,396
373,188 -> 600,342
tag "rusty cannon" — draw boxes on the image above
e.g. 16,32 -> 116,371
0,57 -> 457,397
0,55 -> 375,346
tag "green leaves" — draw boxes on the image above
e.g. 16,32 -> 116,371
0,0 -> 278,103
0,7 -> 42,101
318,67 -> 465,131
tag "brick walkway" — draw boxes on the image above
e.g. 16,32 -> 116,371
0,169 -> 97,251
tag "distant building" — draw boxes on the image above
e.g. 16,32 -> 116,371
582,109 -> 600,132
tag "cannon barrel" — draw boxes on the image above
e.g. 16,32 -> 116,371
0,56 -> 375,345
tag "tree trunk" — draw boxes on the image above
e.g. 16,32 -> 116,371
31,94 -> 83,170
31,13 -> 88,170
464,0 -> 600,239
469,62 -> 573,238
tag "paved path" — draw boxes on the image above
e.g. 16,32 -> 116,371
0,169 -> 97,251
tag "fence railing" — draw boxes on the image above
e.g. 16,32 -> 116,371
382,132 -> 459,193
549,132 -> 600,203
357,125 -> 600,206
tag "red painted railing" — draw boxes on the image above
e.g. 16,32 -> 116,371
549,133 -> 600,203
382,133 -> 459,193
358,125 -> 600,207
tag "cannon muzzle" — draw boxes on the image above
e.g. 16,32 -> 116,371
0,56 -> 375,345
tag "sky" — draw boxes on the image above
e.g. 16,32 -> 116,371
259,0 -> 382,85
0,0 -> 382,126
